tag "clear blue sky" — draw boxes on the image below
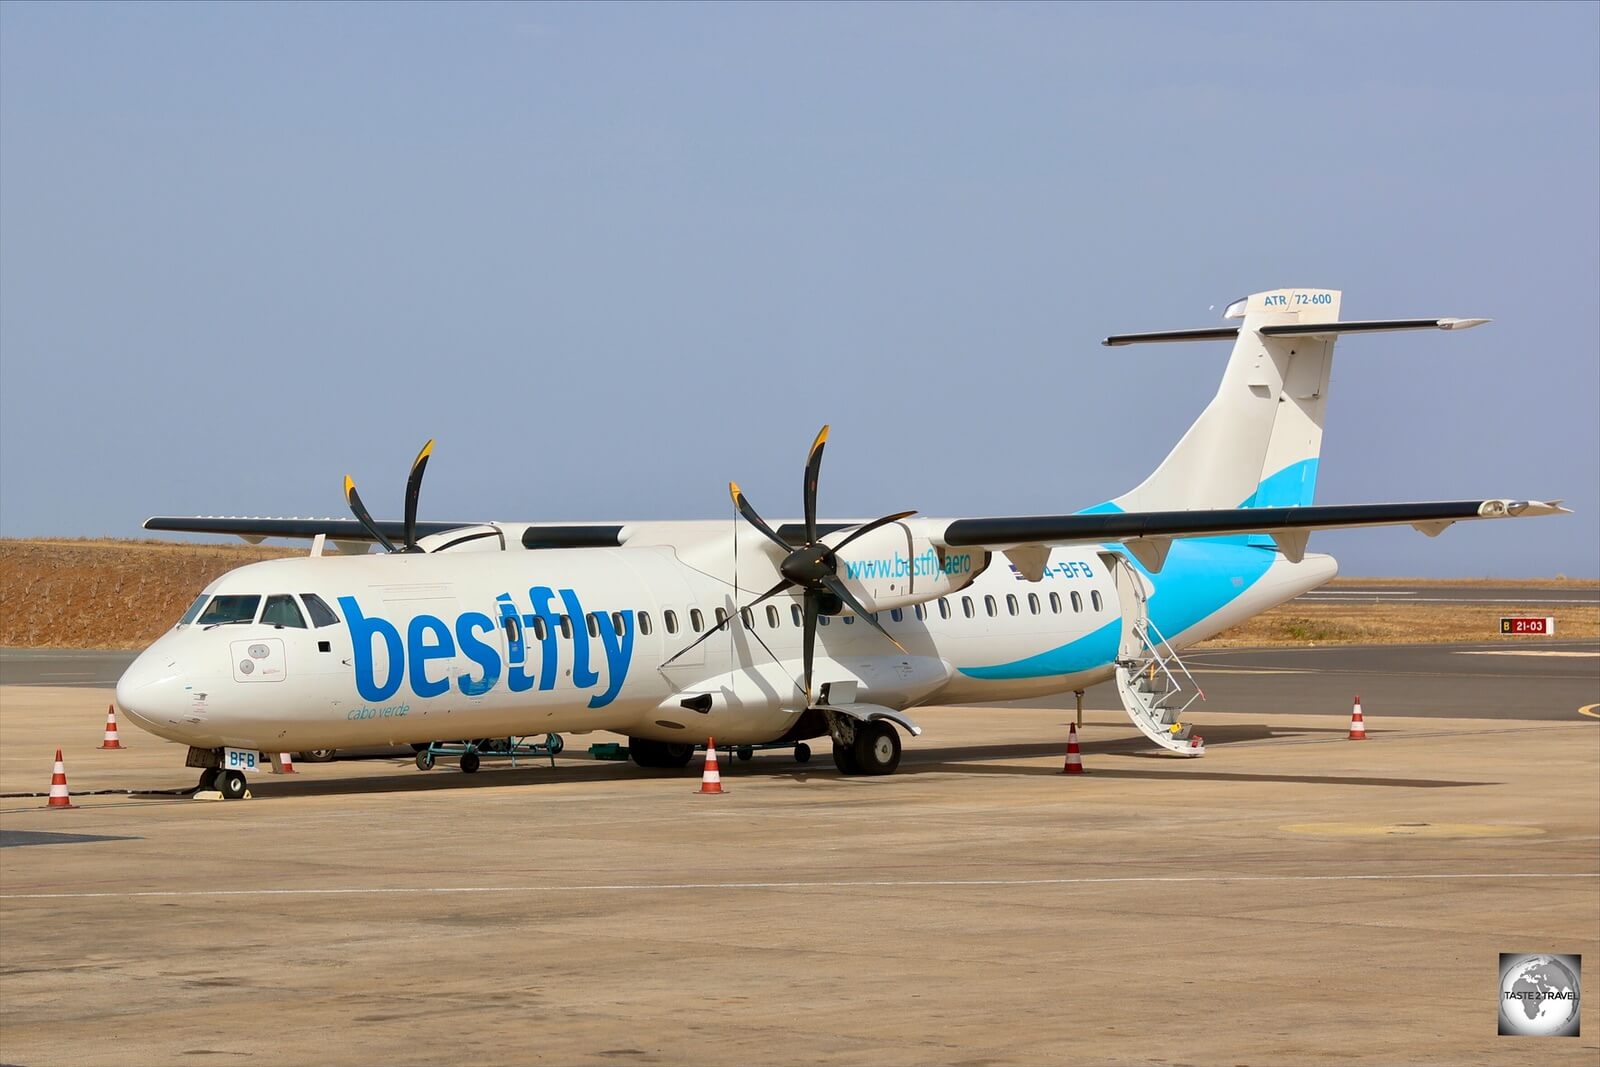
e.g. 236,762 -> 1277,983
2,2 -> 1595,576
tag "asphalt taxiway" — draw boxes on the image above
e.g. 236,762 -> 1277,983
1,640 -> 1596,1067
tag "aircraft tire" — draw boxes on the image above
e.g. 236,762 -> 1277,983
630,739 -> 695,769
794,742 -> 811,764
196,767 -> 218,792
736,745 -> 754,762
832,742 -> 861,776
851,722 -> 902,776
415,750 -> 435,771
217,769 -> 247,800
459,751 -> 481,774
301,749 -> 337,763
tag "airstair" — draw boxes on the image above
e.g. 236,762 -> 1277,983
1103,554 -> 1207,756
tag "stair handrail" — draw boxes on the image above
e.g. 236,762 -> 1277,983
1131,616 -> 1205,710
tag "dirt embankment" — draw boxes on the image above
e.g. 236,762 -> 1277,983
0,539 -> 298,649
0,538 -> 1594,650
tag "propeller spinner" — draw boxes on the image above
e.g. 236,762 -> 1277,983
663,426 -> 914,705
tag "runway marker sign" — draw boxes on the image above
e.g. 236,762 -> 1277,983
1500,616 -> 1556,636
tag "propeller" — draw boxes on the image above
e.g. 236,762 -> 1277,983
662,426 -> 915,705
343,440 -> 435,553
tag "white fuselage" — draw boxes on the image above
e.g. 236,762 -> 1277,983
115,527 -> 1335,752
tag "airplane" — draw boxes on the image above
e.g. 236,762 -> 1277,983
115,288 -> 1568,798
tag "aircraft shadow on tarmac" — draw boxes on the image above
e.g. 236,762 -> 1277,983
172,722 -> 1486,800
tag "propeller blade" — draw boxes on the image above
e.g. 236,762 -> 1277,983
820,574 -> 908,655
730,482 -> 793,553
659,579 -> 794,670
801,591 -> 818,706
833,509 -> 918,552
403,439 -> 435,551
803,425 -> 828,544
344,475 -> 398,553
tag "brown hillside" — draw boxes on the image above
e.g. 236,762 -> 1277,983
0,539 -> 299,649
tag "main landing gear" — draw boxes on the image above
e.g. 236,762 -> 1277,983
831,719 -> 901,776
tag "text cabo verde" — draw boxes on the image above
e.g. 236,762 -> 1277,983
337,587 -> 635,709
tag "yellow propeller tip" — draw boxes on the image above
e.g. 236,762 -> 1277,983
343,475 -> 355,495
729,481 -> 742,500
415,439 -> 435,463
812,425 -> 830,450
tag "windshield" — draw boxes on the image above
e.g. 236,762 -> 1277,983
197,595 -> 261,626
178,594 -> 209,626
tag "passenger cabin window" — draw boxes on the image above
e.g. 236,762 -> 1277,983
1071,592 -> 1083,613
890,608 -> 903,622
984,595 -> 997,618
504,614 -> 522,643
715,608 -> 728,628
559,615 -> 573,640
791,605 -> 803,626
664,610 -> 679,635
609,611 -> 623,636
741,608 -> 754,629
819,614 -> 830,626
842,614 -> 854,625
1049,592 -> 1062,614
690,608 -> 704,632
1006,594 -> 1019,617
531,617 -> 548,640
914,603 -> 926,621
1028,593 -> 1040,615
178,594 -> 208,626
938,598 -> 951,620
766,605 -> 780,628
637,611 -> 651,636
586,613 -> 600,638
197,595 -> 261,626
1091,590 -> 1104,612
301,593 -> 340,627
262,596 -> 306,629
961,596 -> 974,619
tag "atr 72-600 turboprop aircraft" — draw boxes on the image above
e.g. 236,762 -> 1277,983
118,289 -> 1567,798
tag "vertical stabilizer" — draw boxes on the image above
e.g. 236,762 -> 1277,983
1111,288 -> 1341,513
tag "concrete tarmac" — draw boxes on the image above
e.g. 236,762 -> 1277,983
1,664 -> 1597,1065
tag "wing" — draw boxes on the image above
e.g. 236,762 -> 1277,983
934,498 -> 1570,571
142,516 -> 629,550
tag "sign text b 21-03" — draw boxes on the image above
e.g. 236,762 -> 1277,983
1501,616 -> 1556,635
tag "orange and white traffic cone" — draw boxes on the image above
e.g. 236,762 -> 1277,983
1062,722 -> 1086,775
99,705 -> 124,749
697,738 -> 726,794
47,749 -> 77,809
1349,696 -> 1367,740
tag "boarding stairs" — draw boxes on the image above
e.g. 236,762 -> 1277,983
1104,554 -> 1207,756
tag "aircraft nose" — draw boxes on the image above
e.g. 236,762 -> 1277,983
115,646 -> 190,736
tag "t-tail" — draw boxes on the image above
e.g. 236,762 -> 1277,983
1101,287 -> 1489,517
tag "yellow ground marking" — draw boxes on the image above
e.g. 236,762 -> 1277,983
1282,822 -> 1545,839
1579,704 -> 1600,719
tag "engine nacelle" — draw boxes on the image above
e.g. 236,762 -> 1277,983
826,520 -> 989,613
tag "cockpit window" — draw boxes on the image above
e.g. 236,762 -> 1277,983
300,593 -> 340,627
178,594 -> 209,626
262,594 -> 306,629
197,595 -> 261,626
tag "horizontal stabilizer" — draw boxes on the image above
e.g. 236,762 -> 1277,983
1103,318 -> 1489,346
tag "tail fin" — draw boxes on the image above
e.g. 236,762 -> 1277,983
1109,288 -> 1342,513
